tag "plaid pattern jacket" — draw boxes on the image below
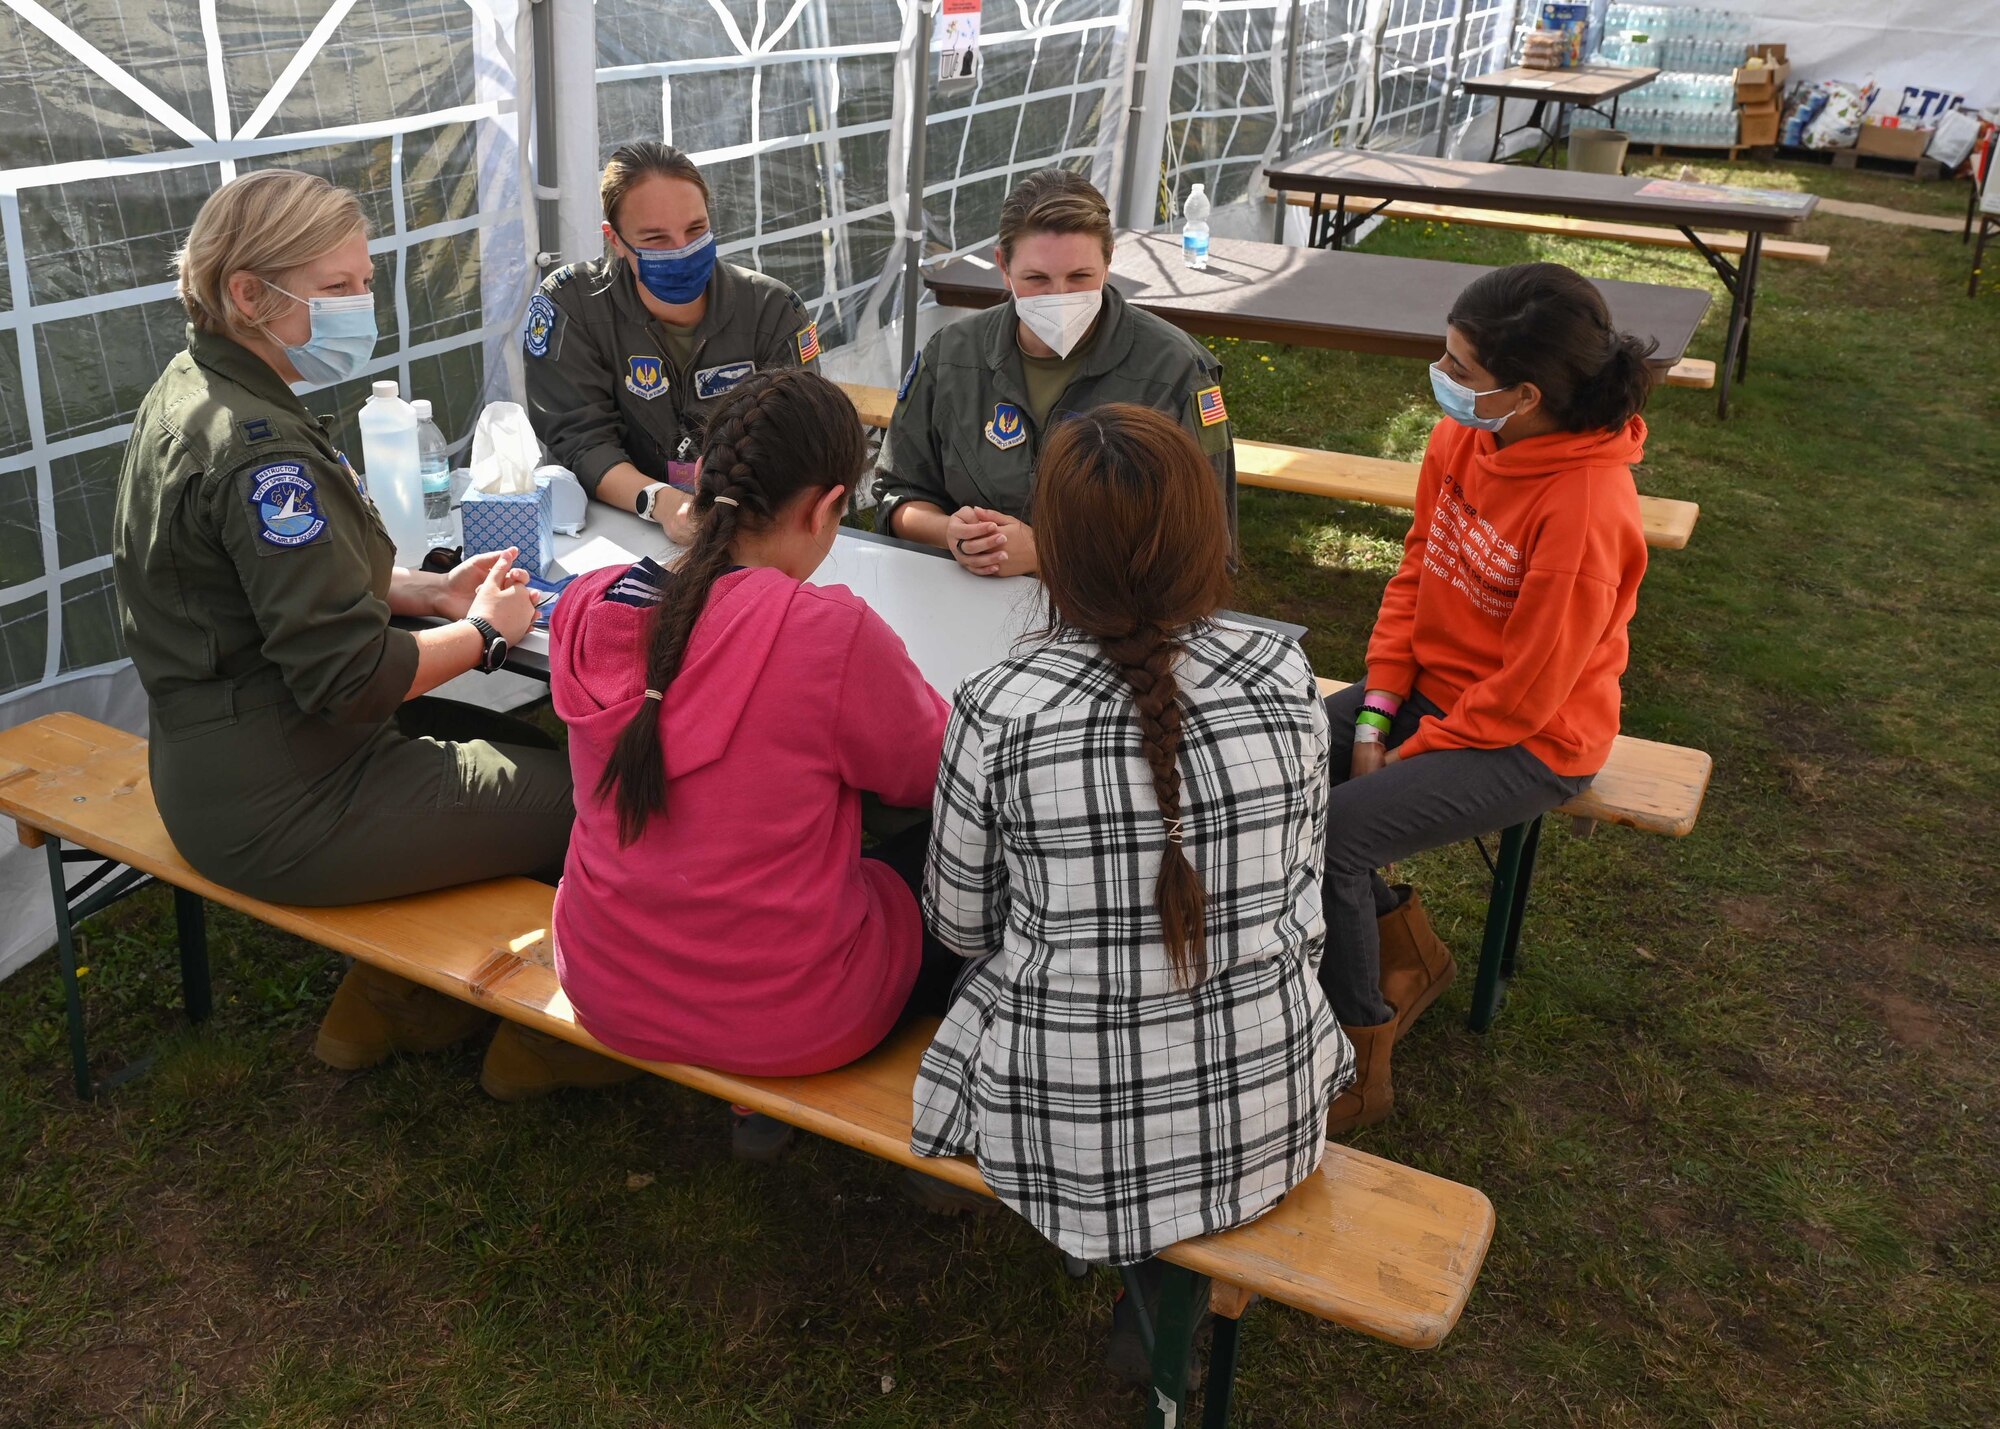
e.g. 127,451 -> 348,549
910,625 -> 1353,1264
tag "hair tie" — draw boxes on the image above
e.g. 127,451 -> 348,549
1163,817 -> 1185,846
643,688 -> 664,702
711,495 -> 739,508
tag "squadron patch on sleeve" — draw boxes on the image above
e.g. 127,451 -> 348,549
897,353 -> 921,403
247,462 -> 328,549
523,293 -> 560,359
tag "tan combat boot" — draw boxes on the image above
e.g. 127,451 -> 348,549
479,1021 -> 643,1101
313,962 -> 493,1070
1325,1015 -> 1396,1135
1378,886 -> 1457,1037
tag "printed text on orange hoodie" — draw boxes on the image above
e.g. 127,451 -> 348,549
1365,415 -> 1648,776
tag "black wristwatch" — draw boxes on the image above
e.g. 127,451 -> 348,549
466,615 -> 509,674
633,482 -> 671,523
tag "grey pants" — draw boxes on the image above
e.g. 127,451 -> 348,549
1317,681 -> 1592,1027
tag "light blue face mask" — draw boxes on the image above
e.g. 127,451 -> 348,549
621,229 -> 717,306
269,283 -> 377,386
1429,362 -> 1519,432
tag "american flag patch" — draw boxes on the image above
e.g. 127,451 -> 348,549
1196,385 -> 1228,426
795,321 -> 820,363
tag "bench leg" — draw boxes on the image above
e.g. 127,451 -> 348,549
1468,818 -> 1543,1034
174,888 -> 212,1024
1144,1262 -> 1210,1429
1201,1311 -> 1242,1429
45,839 -> 94,1101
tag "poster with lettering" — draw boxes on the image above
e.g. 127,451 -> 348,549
936,0 -> 981,89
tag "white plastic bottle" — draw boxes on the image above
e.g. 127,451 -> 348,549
412,399 -> 455,551
358,380 -> 425,563
1182,183 -> 1211,271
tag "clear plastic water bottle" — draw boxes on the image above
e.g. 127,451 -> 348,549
412,398 -> 455,552
1182,183 -> 1210,271
358,380 -> 426,564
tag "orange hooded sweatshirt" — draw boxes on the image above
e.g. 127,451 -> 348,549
1366,414 -> 1648,777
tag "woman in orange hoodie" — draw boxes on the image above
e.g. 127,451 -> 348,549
1321,262 -> 1653,1132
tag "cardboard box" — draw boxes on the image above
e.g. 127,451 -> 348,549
1734,59 -> 1790,105
1856,121 -> 1935,161
1747,43 -> 1787,64
1738,102 -> 1781,147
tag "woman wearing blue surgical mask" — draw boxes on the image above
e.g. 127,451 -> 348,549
523,142 -> 822,546
873,169 -> 1238,578
113,168 -> 589,1090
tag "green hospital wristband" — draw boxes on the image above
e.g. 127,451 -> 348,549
1355,709 -> 1394,735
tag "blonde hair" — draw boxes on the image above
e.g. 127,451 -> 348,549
997,169 -> 1113,263
177,169 -> 368,337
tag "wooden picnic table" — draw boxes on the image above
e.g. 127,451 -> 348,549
1456,62 -> 1659,166
922,230 -> 1710,377
1260,149 -> 1819,418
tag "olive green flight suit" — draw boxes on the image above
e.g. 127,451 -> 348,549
872,284 -> 1238,541
522,255 -> 821,495
111,326 -> 573,906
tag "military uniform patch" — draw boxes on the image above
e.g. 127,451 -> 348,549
523,293 -> 560,359
984,402 -> 1027,451
1196,386 -> 1229,426
241,417 -> 274,443
625,355 -> 670,400
897,354 -> 921,402
795,321 -> 820,364
693,360 -> 754,402
247,462 -> 328,548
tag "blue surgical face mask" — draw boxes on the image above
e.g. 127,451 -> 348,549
621,229 -> 717,305
1430,361 -> 1519,432
269,283 -> 377,386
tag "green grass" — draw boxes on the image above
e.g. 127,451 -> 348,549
4,156 -> 1997,1425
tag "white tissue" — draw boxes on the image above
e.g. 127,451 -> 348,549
469,402 -> 541,496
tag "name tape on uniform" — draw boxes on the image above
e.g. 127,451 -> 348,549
693,360 -> 754,402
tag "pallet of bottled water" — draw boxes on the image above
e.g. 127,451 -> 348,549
1576,72 -> 1741,147
1597,4 -> 1750,75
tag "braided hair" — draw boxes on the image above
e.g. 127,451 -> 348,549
596,368 -> 867,845
1034,404 -> 1233,989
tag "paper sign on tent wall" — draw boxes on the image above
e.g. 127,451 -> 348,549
936,0 -> 981,87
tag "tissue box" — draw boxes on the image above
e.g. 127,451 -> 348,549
460,481 -> 556,577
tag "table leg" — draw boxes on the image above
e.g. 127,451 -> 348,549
1144,1264 -> 1210,1429
1332,193 -> 1348,251
175,888 -> 212,1024
1734,229 -> 1765,385
1974,216 -> 1993,299
1488,104 -> 1503,162
1468,823 -> 1531,1033
1202,1312 -> 1243,1428
1309,190 -> 1324,250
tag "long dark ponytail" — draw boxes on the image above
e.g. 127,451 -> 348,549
1446,261 -> 1658,433
595,368 -> 866,845
1033,404 -> 1234,989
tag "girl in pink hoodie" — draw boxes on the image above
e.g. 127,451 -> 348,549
523,370 -> 952,1137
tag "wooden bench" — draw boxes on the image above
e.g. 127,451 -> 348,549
0,712 -> 1495,1429
1318,677 -> 1710,1030
1270,189 -> 1833,264
838,384 -> 1702,551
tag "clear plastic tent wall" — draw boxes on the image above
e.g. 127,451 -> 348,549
593,1 -> 1135,360
0,0 -> 535,704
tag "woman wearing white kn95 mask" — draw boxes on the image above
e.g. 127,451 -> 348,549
873,169 -> 1238,577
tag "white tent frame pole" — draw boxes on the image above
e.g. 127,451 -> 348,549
551,0 -> 600,269
898,1 -> 933,375
1120,0 -> 1186,232
1269,0 -> 1305,240
1436,0 -> 1475,158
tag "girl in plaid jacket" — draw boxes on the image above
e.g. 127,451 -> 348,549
909,405 -> 1354,1278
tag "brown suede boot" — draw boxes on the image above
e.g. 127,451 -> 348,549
479,1021 -> 643,1102
1378,886 -> 1456,1038
313,962 -> 493,1070
1325,1015 -> 1395,1135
